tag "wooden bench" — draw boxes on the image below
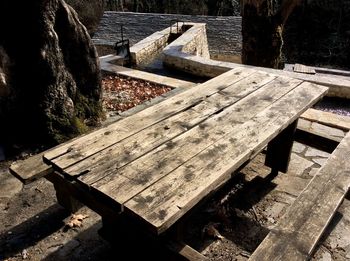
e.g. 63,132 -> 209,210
10,67 -> 328,260
249,131 -> 350,261
10,152 -> 52,184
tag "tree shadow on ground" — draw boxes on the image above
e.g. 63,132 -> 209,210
185,170 -> 279,254
0,204 -> 69,259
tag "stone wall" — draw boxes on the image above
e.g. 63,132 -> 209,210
129,26 -> 170,64
306,0 -> 350,11
93,11 -> 242,57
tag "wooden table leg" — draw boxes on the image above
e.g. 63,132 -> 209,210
46,172 -> 82,213
53,183 -> 82,213
166,218 -> 209,261
265,119 -> 298,174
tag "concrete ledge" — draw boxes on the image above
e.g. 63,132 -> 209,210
160,23 -> 350,98
100,55 -> 196,89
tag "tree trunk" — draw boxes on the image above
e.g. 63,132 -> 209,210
0,0 -> 103,146
241,0 -> 301,68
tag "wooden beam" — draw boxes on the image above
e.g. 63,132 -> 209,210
265,119 -> 298,173
9,152 -> 53,184
249,131 -> 350,260
301,108 -> 350,131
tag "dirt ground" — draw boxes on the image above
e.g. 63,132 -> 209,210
1,150 -> 350,260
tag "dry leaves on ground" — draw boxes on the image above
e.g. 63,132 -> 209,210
65,214 -> 89,228
102,75 -> 172,112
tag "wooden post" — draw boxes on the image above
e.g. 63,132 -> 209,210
265,119 -> 298,174
53,182 -> 82,213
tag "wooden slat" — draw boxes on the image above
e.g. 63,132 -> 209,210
88,76 -> 301,194
301,108 -> 350,131
293,63 -> 316,74
123,83 -> 327,234
44,67 -> 254,168
297,118 -> 344,143
64,71 -> 276,180
249,131 -> 350,261
9,152 -> 53,184
166,241 -> 209,261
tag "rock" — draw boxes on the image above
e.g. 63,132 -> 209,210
288,153 -> 314,177
305,147 -> 330,158
0,0 -> 103,145
313,158 -> 328,166
273,175 -> 310,197
292,142 -> 306,154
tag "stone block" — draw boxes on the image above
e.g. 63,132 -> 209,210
305,147 -> 331,158
288,153 -> 314,176
292,142 -> 306,154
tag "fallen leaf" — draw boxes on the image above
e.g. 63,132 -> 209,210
66,214 -> 89,228
203,222 -> 224,240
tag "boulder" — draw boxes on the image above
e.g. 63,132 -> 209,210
0,0 -> 103,146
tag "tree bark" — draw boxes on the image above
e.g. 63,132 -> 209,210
241,0 -> 301,68
0,0 -> 103,146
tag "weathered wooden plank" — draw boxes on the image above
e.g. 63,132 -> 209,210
88,76 -> 301,193
9,152 -> 53,184
297,118 -> 344,143
123,83 -> 327,234
82,76 -> 301,189
166,241 -> 209,261
249,131 -> 350,261
44,67 -> 254,168
301,108 -> 350,131
285,63 -> 350,78
227,62 -> 350,98
64,71 -> 276,179
293,63 -> 316,74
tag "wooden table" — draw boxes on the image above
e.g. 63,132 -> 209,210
41,67 -> 327,258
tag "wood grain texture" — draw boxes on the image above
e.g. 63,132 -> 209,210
301,108 -> 350,131
9,152 -> 53,184
293,63 -> 316,74
44,67 -> 254,168
122,82 -> 327,234
62,71 -> 276,178
297,118 -> 344,143
90,76 -> 302,206
249,131 -> 350,261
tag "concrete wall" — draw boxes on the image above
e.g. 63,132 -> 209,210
93,12 -> 242,57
